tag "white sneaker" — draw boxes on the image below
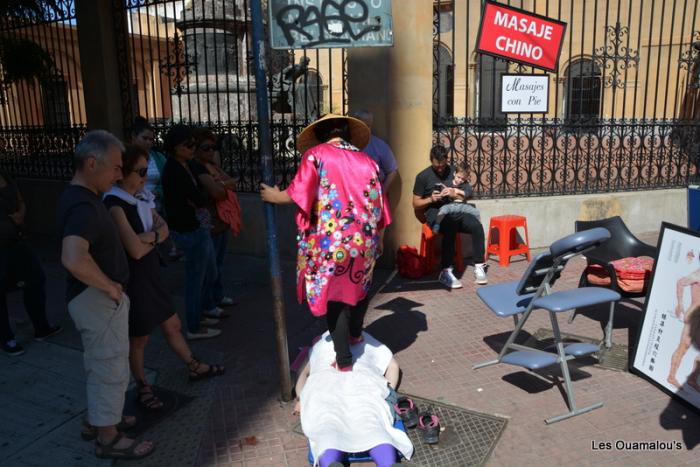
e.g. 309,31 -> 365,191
187,328 -> 222,340
219,296 -> 237,307
200,317 -> 220,326
203,306 -> 230,319
474,263 -> 488,285
438,267 -> 463,289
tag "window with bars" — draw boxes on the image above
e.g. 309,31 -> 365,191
565,58 -> 602,123
41,77 -> 70,127
478,55 -> 508,125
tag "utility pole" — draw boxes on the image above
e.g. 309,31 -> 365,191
249,0 -> 292,402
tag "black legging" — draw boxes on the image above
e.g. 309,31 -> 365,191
325,297 -> 370,368
439,212 -> 486,268
0,243 -> 50,342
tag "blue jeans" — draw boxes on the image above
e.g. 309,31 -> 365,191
172,229 -> 217,333
210,230 -> 230,305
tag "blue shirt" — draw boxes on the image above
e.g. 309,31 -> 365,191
363,135 -> 398,182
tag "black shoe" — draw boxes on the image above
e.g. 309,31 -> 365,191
394,396 -> 419,429
418,413 -> 440,444
2,339 -> 25,356
34,325 -> 63,341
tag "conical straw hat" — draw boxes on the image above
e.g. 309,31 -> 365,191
296,114 -> 370,154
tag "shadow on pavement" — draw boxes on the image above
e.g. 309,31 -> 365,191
659,397 -> 700,449
366,297 -> 428,354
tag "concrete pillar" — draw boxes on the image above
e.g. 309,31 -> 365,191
75,0 -> 126,137
347,0 -> 433,263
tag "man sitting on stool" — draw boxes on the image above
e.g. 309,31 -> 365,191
412,145 -> 487,288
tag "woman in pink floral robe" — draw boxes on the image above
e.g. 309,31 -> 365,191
261,115 -> 391,370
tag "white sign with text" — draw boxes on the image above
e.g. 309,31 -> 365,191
500,74 -> 549,113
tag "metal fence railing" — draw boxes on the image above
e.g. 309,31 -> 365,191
432,0 -> 700,198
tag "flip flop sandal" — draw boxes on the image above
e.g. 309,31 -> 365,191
417,413 -> 440,444
188,357 -> 225,382
95,432 -> 155,460
81,416 -> 137,441
394,397 -> 419,429
138,384 -> 165,411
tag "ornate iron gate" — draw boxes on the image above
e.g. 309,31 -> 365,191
0,0 -> 86,179
433,0 -> 700,198
112,0 -> 348,193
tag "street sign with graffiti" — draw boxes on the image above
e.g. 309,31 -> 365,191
268,0 -> 393,49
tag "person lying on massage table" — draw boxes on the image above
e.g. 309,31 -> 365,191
293,331 -> 413,467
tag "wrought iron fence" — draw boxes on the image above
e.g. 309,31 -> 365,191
0,0 -> 86,179
113,0 -> 347,191
433,0 -> 700,198
434,118 -> 698,197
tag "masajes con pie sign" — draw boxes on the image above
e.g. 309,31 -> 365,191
476,1 -> 567,72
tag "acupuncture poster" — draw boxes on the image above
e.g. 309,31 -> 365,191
633,223 -> 700,410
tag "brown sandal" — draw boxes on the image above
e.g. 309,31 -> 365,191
95,432 -> 155,460
81,416 -> 137,441
188,356 -> 225,382
138,384 -> 164,411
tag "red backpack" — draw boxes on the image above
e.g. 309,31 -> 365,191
396,245 -> 426,279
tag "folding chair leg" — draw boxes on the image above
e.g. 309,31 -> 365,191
473,310 -> 532,370
544,312 -> 605,424
604,301 -> 615,348
567,309 -> 577,324
545,402 -> 604,424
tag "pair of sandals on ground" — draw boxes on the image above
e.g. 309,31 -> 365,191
81,355 -> 225,460
394,396 -> 440,445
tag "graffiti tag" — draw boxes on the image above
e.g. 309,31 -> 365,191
273,0 -> 384,48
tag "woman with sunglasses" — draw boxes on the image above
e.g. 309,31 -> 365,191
190,128 -> 239,313
104,145 -> 224,410
161,125 -> 221,340
130,116 -> 183,261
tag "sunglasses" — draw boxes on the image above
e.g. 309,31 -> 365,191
132,167 -> 148,177
199,144 -> 217,152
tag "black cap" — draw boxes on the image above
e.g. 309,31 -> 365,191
163,124 -> 193,153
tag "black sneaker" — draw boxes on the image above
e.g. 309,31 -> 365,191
34,325 -> 63,342
418,413 -> 440,444
2,339 -> 25,356
394,396 -> 419,429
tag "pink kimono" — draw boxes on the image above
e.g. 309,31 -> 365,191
286,141 -> 391,316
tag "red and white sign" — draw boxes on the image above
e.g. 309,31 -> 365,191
476,1 -> 567,72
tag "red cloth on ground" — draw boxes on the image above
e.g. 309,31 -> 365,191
216,189 -> 242,236
585,256 -> 654,293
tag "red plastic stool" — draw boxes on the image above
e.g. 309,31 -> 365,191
419,223 -> 464,273
486,215 -> 531,266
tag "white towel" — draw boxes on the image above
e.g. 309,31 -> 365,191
300,332 -> 414,464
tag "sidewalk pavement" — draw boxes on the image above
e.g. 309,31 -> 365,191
1,232 -> 699,466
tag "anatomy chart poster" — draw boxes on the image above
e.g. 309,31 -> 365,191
633,223 -> 700,410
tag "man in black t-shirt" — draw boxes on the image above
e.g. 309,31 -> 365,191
57,130 -> 154,460
413,145 -> 487,288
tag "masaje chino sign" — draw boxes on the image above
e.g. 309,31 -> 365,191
269,0 -> 393,49
476,0 -> 566,72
